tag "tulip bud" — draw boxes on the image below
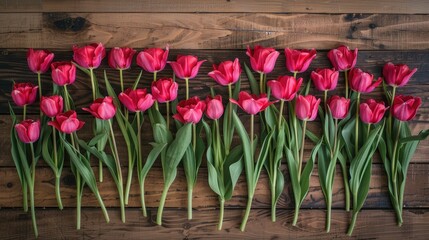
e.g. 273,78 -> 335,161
48,110 -> 85,134
246,45 -> 280,74
295,95 -> 321,121
40,95 -> 63,118
72,43 -> 106,69
284,48 -> 317,73
51,61 -> 76,86
169,55 -> 206,79
328,95 -> 350,119
230,91 -> 275,115
383,62 -> 417,88
118,88 -> 155,113
310,68 -> 339,92
267,75 -> 302,101
205,95 -> 224,120
208,58 -> 241,86
27,49 -> 54,74
327,45 -> 358,71
82,96 -> 116,120
349,68 -> 382,93
392,95 -> 422,121
151,78 -> 179,103
173,96 -> 206,124
108,47 -> 136,70
11,82 -> 38,107
359,99 -> 388,124
15,119 -> 40,143
136,46 -> 169,73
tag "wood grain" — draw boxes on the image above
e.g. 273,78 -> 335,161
0,164 -> 428,209
1,13 -> 429,49
0,208 -> 428,239
2,0 -> 429,14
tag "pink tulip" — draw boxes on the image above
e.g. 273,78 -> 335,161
108,47 -> 136,70
82,96 -> 116,120
328,96 -> 350,119
51,61 -> 76,86
40,95 -> 63,118
310,68 -> 339,91
246,45 -> 280,74
151,78 -> 179,103
205,95 -> 224,120
267,75 -> 302,101
230,91 -> 275,115
27,49 -> 54,74
359,99 -> 388,124
11,82 -> 38,106
208,58 -> 241,86
295,95 -> 321,121
169,55 -> 206,79
173,96 -> 206,124
392,95 -> 422,121
48,110 -> 85,134
72,43 -> 106,69
285,48 -> 317,73
383,62 -> 417,87
349,68 -> 382,93
136,46 -> 169,73
327,45 -> 358,71
118,88 -> 155,112
15,119 -> 40,143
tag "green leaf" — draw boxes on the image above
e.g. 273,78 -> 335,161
141,142 -> 167,180
254,129 -> 274,185
207,156 -> 222,196
299,139 -> 322,204
399,129 -> 429,144
224,145 -> 244,200
132,71 -> 143,90
341,117 -> 356,161
284,146 -> 300,204
233,78 -> 241,99
244,63 -> 260,95
9,104 -> 26,186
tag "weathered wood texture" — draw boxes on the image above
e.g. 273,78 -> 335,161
1,208 -> 428,240
0,164 -> 428,209
1,13 -> 429,49
2,0 -> 429,14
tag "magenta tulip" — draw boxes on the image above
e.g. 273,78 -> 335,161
169,55 -> 206,79
328,96 -> 350,119
108,47 -> 136,70
359,99 -> 388,124
118,88 -> 155,112
82,96 -> 116,120
349,68 -> 382,93
208,58 -> 241,86
48,110 -> 85,134
136,46 -> 169,73
327,45 -> 358,71
72,43 -> 106,69
15,119 -> 40,143
392,95 -> 422,121
27,49 -> 54,74
230,91 -> 275,115
383,62 -> 417,87
246,45 -> 280,74
267,75 -> 302,101
40,95 -> 63,118
11,83 -> 38,106
205,95 -> 224,120
173,96 -> 206,124
310,68 -> 339,91
295,95 -> 321,121
285,48 -> 317,73
151,78 -> 179,103
51,61 -> 76,86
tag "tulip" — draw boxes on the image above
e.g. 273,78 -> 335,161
328,96 -> 350,119
11,82 -> 38,107
40,95 -> 64,118
151,78 -> 179,103
267,75 -> 302,101
136,46 -> 169,76
15,119 -> 41,143
205,95 -> 224,120
83,96 -> 117,120
27,49 -> 54,74
327,45 -> 358,71
392,95 -> 422,121
359,99 -> 388,124
169,55 -> 205,99
119,88 -> 155,113
285,48 -> 317,74
173,97 -> 206,124
349,68 -> 382,93
383,62 -> 417,88
48,110 -> 85,134
108,47 -> 136,70
310,68 -> 339,92
230,91 -> 275,115
51,62 -> 76,86
246,45 -> 280,74
208,58 -> 241,86
295,95 -> 321,121
72,43 -> 106,69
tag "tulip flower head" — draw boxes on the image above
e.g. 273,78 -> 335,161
310,68 -> 339,92
118,88 -> 155,113
11,82 -> 38,107
392,95 -> 422,121
136,46 -> 169,73
82,96 -> 117,120
359,99 -> 388,124
383,62 -> 417,88
15,119 -> 41,143
230,91 -> 275,115
48,110 -> 85,134
169,55 -> 206,79
327,45 -> 358,71
173,96 -> 206,124
51,61 -> 76,86
27,49 -> 54,74
72,43 -> 106,69
205,95 -> 224,120
267,75 -> 303,101
151,78 -> 179,103
349,68 -> 382,93
40,95 -> 64,118
284,48 -> 317,73
328,95 -> 350,119
246,45 -> 280,74
208,58 -> 241,86
108,47 -> 136,70
295,95 -> 321,121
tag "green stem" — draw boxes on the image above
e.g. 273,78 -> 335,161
344,70 -> 349,99
124,142 -> 133,205
109,120 -> 125,222
29,143 -> 38,237
89,68 -> 96,100
388,86 -> 397,136
153,71 -> 157,82
218,198 -> 225,230
391,120 -> 402,221
240,192 -> 254,231
166,101 -> 170,131
250,114 -> 254,155
23,180 -> 28,212
292,203 -> 300,226
298,120 -> 308,180
136,112 -> 145,215
293,72 -> 297,78
354,93 -> 361,155
277,100 -> 284,130
185,78 -> 189,100
341,163 -> 351,212
188,185 -> 193,220
119,69 -> 124,92
326,196 -> 332,233
324,90 -> 328,111
192,124 -> 197,152
347,211 -> 359,236
140,180 -> 147,217
63,85 -> 71,111
259,73 -> 264,94
76,170 -> 81,230
23,104 -> 27,120
154,72 -> 159,110
52,123 -> 63,210
37,73 -> 42,118
271,168 -> 277,222
226,83 -> 233,154
156,184 -> 171,225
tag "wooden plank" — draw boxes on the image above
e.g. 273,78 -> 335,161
0,164 -> 428,209
1,13 -> 429,49
2,0 -> 429,14
0,208 -> 428,239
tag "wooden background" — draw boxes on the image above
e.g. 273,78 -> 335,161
1,1 -> 429,239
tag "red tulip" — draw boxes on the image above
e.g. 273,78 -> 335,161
285,48 -> 317,73
205,95 -> 224,120
27,49 -> 54,74
108,47 -> 136,70
295,95 -> 321,121
82,96 -> 116,120
383,62 -> 417,87
40,95 -> 63,118
48,110 -> 85,134
267,75 -> 302,101
310,68 -> 339,91
246,45 -> 280,74
151,78 -> 179,103
327,45 -> 358,71
136,46 -> 169,73
230,91 -> 275,115
173,96 -> 206,124
51,61 -> 76,86
118,88 -> 155,112
169,55 -> 206,79
349,68 -> 382,93
72,43 -> 106,69
328,96 -> 350,119
208,58 -> 241,86
392,95 -> 422,121
15,119 -> 40,143
359,99 -> 388,124
11,82 -> 38,106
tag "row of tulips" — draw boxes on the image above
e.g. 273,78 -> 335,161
10,43 -> 428,238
